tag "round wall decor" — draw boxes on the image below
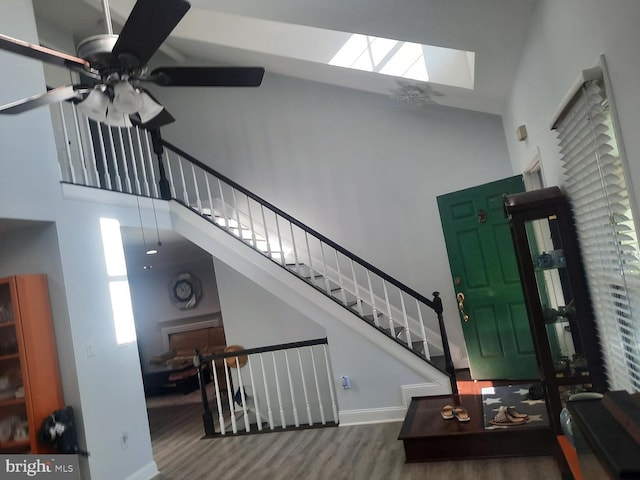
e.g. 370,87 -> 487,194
169,272 -> 202,310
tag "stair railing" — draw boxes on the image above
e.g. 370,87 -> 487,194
160,141 -> 451,370
194,338 -> 338,437
53,106 -> 457,394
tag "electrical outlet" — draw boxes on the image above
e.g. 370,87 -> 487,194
121,429 -> 128,449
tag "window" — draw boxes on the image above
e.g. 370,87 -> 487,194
552,58 -> 640,392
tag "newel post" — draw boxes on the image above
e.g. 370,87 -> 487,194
193,349 -> 216,436
150,128 -> 172,200
433,292 -> 458,397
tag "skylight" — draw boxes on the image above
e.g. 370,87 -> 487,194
330,34 -> 429,82
179,10 -> 476,90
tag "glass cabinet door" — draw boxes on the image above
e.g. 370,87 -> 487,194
525,215 -> 589,381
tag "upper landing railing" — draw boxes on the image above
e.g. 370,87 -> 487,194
52,103 -> 457,394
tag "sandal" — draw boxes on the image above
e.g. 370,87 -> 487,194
490,406 -> 527,426
441,404 -> 455,420
453,406 -> 470,422
506,406 -> 529,419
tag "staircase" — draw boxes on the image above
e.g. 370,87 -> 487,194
162,139 -> 453,378
54,106 -> 460,394
53,109 -> 456,384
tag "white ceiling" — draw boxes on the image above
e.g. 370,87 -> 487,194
31,0 -> 536,115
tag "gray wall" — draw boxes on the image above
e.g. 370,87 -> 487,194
503,0 -> 640,196
156,72 -> 516,368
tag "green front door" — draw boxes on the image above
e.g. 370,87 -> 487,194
437,176 -> 537,380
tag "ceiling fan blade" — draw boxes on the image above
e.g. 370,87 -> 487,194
131,109 -> 176,129
0,33 -> 90,74
112,0 -> 190,67
0,85 -> 84,115
148,67 -> 265,87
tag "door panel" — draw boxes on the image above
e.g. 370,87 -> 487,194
437,176 -> 537,380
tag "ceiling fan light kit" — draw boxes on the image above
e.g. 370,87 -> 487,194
77,87 -> 109,122
0,0 -> 265,129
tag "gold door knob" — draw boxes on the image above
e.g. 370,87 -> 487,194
457,292 -> 469,322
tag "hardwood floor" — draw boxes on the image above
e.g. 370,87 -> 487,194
148,402 -> 562,480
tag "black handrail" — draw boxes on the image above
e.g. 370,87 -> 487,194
200,337 -> 328,365
162,139 -> 440,314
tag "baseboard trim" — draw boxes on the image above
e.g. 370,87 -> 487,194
339,382 -> 453,426
339,406 -> 406,426
125,461 -> 159,480
401,382 -> 451,408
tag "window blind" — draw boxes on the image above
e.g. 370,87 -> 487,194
554,72 -> 640,392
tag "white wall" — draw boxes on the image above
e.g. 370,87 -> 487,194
156,71 -> 515,367
503,0 -> 640,199
0,2 -> 159,479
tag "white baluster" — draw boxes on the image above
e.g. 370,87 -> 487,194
190,163 -> 202,213
259,353 -> 275,430
247,357 -> 263,431
309,347 -> 326,425
223,359 -> 237,434
134,128 -> 150,196
217,179 -> 230,228
115,128 -> 132,192
125,129 -> 141,194
323,344 -> 339,423
106,128 -> 123,191
272,352 -> 286,429
80,113 -> 100,187
382,280 -> 396,337
304,232 -> 316,287
284,350 -> 299,428
164,151 -> 176,199
204,174 -> 214,218
234,357 -> 250,432
416,299 -> 430,359
176,155 -> 188,204
400,291 -> 412,346
260,205 -> 274,260
366,271 -> 380,327
334,250 -> 347,305
297,349 -> 313,426
58,102 -> 76,183
70,104 -> 89,185
289,222 -> 301,275
350,260 -> 364,316
211,359 -> 225,435
246,196 -> 257,249
232,189 -> 245,241
320,243 -> 332,294
274,214 -> 285,266
96,124 -> 111,190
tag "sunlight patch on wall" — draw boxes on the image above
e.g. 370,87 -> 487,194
100,217 -> 137,345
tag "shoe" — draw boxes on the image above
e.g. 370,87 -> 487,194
453,406 -> 470,422
490,406 -> 527,426
506,406 -> 528,419
441,404 -> 455,419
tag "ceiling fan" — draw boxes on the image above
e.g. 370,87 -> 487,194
0,0 -> 265,129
